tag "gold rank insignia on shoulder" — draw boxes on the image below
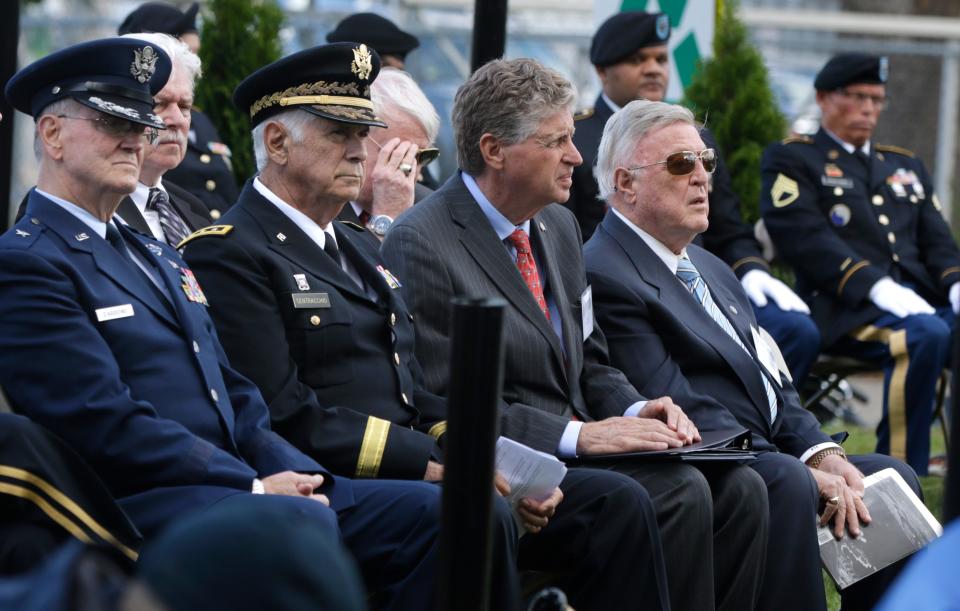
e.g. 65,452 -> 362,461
781,135 -> 812,145
176,225 -> 234,249
771,173 -> 800,208
338,221 -> 366,232
876,144 -> 915,158
574,107 -> 594,121
351,44 -> 373,81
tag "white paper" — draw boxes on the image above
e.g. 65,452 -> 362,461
751,326 -> 782,387
495,436 -> 567,533
580,285 -> 594,342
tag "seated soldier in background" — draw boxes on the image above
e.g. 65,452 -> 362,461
584,98 -> 922,611
0,37 -> 442,610
761,54 -> 959,476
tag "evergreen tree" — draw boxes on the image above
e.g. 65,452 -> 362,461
683,0 -> 785,223
195,0 -> 284,188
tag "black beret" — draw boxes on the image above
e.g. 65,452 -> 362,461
5,38 -> 171,129
590,11 -> 671,67
814,53 -> 889,91
118,2 -> 199,36
326,13 -> 420,59
234,42 -> 387,128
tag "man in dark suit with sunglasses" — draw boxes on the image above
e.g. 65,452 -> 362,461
568,10 -> 821,384
584,98 -> 920,611
337,68 -> 439,246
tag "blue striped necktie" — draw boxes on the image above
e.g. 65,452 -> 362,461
676,255 -> 779,422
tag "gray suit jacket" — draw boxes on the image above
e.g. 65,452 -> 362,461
116,179 -> 212,239
381,173 -> 644,454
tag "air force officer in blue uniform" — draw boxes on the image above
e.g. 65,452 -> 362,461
0,38 -> 440,609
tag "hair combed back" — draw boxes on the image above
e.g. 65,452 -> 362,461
371,68 -> 440,144
452,58 -> 576,175
251,109 -> 314,171
596,99 -> 695,199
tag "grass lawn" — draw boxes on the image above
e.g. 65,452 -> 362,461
819,421 -> 946,610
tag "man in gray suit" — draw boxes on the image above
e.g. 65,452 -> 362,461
382,57 -> 768,611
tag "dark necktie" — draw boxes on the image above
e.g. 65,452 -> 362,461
105,222 -> 132,258
358,209 -> 371,227
676,256 -> 778,422
147,187 -> 191,247
323,235 -> 342,266
507,228 -> 550,320
105,222 -> 170,302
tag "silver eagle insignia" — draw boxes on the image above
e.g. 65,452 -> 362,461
131,46 -> 159,83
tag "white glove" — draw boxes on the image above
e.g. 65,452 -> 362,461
869,277 -> 935,318
740,269 -> 811,313
950,282 -> 960,314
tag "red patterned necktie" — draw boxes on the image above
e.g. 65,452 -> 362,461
507,228 -> 550,320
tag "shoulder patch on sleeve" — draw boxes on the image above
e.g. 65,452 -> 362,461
338,220 -> 366,233
574,107 -> 594,121
781,135 -> 813,145
875,144 -> 915,158
176,224 -> 234,249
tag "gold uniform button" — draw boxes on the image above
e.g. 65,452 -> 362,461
887,232 -> 896,244
394,352 -> 400,365
390,313 -> 397,326
205,180 -> 216,191
210,209 -> 221,220
879,214 -> 890,225
200,154 -> 211,164
872,195 -> 884,206
909,194 -> 918,203
833,187 -> 843,196
210,389 -> 219,402
310,315 -> 321,326
193,340 -> 200,353
893,253 -> 901,262
401,392 -> 409,405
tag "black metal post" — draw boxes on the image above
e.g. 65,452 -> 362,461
470,0 -> 508,72
0,0 -> 20,231
944,327 -> 960,522
437,297 -> 506,611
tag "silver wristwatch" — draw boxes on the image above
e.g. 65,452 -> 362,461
367,214 -> 394,237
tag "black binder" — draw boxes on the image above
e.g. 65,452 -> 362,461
573,427 -> 757,464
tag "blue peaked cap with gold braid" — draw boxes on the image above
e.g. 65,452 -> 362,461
5,38 -> 171,129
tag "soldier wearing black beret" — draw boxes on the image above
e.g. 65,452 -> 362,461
573,11 -> 822,389
326,12 -> 420,69
119,1 -> 241,221
761,53 -> 959,479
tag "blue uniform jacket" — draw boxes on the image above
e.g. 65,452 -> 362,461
0,191 -> 352,533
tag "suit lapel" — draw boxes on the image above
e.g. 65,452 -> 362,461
529,213 -> 573,379
602,213 -> 771,416
334,224 -> 391,303
237,188 -> 370,301
26,195 -> 178,327
447,178 -> 566,367
115,196 -> 151,235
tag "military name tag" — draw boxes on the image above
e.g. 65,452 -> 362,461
292,293 -> 331,309
821,176 -> 853,189
95,303 -> 134,322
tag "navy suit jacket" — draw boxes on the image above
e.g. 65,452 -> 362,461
583,212 -> 830,457
0,191 -> 351,534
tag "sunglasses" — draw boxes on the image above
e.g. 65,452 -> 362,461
368,135 -> 439,168
58,114 -> 160,145
627,148 -> 717,176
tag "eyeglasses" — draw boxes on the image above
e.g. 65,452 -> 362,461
627,148 -> 717,176
57,114 -> 160,145
834,88 -> 889,109
368,135 -> 439,168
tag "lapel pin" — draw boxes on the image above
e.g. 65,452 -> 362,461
294,273 -> 310,291
147,243 -> 163,256
539,221 -> 547,232
729,305 -> 738,315
276,232 -> 287,242
15,229 -> 30,237
75,232 -> 89,241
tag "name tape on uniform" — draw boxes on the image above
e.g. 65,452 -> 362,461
96,304 -> 135,322
292,293 -> 331,309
